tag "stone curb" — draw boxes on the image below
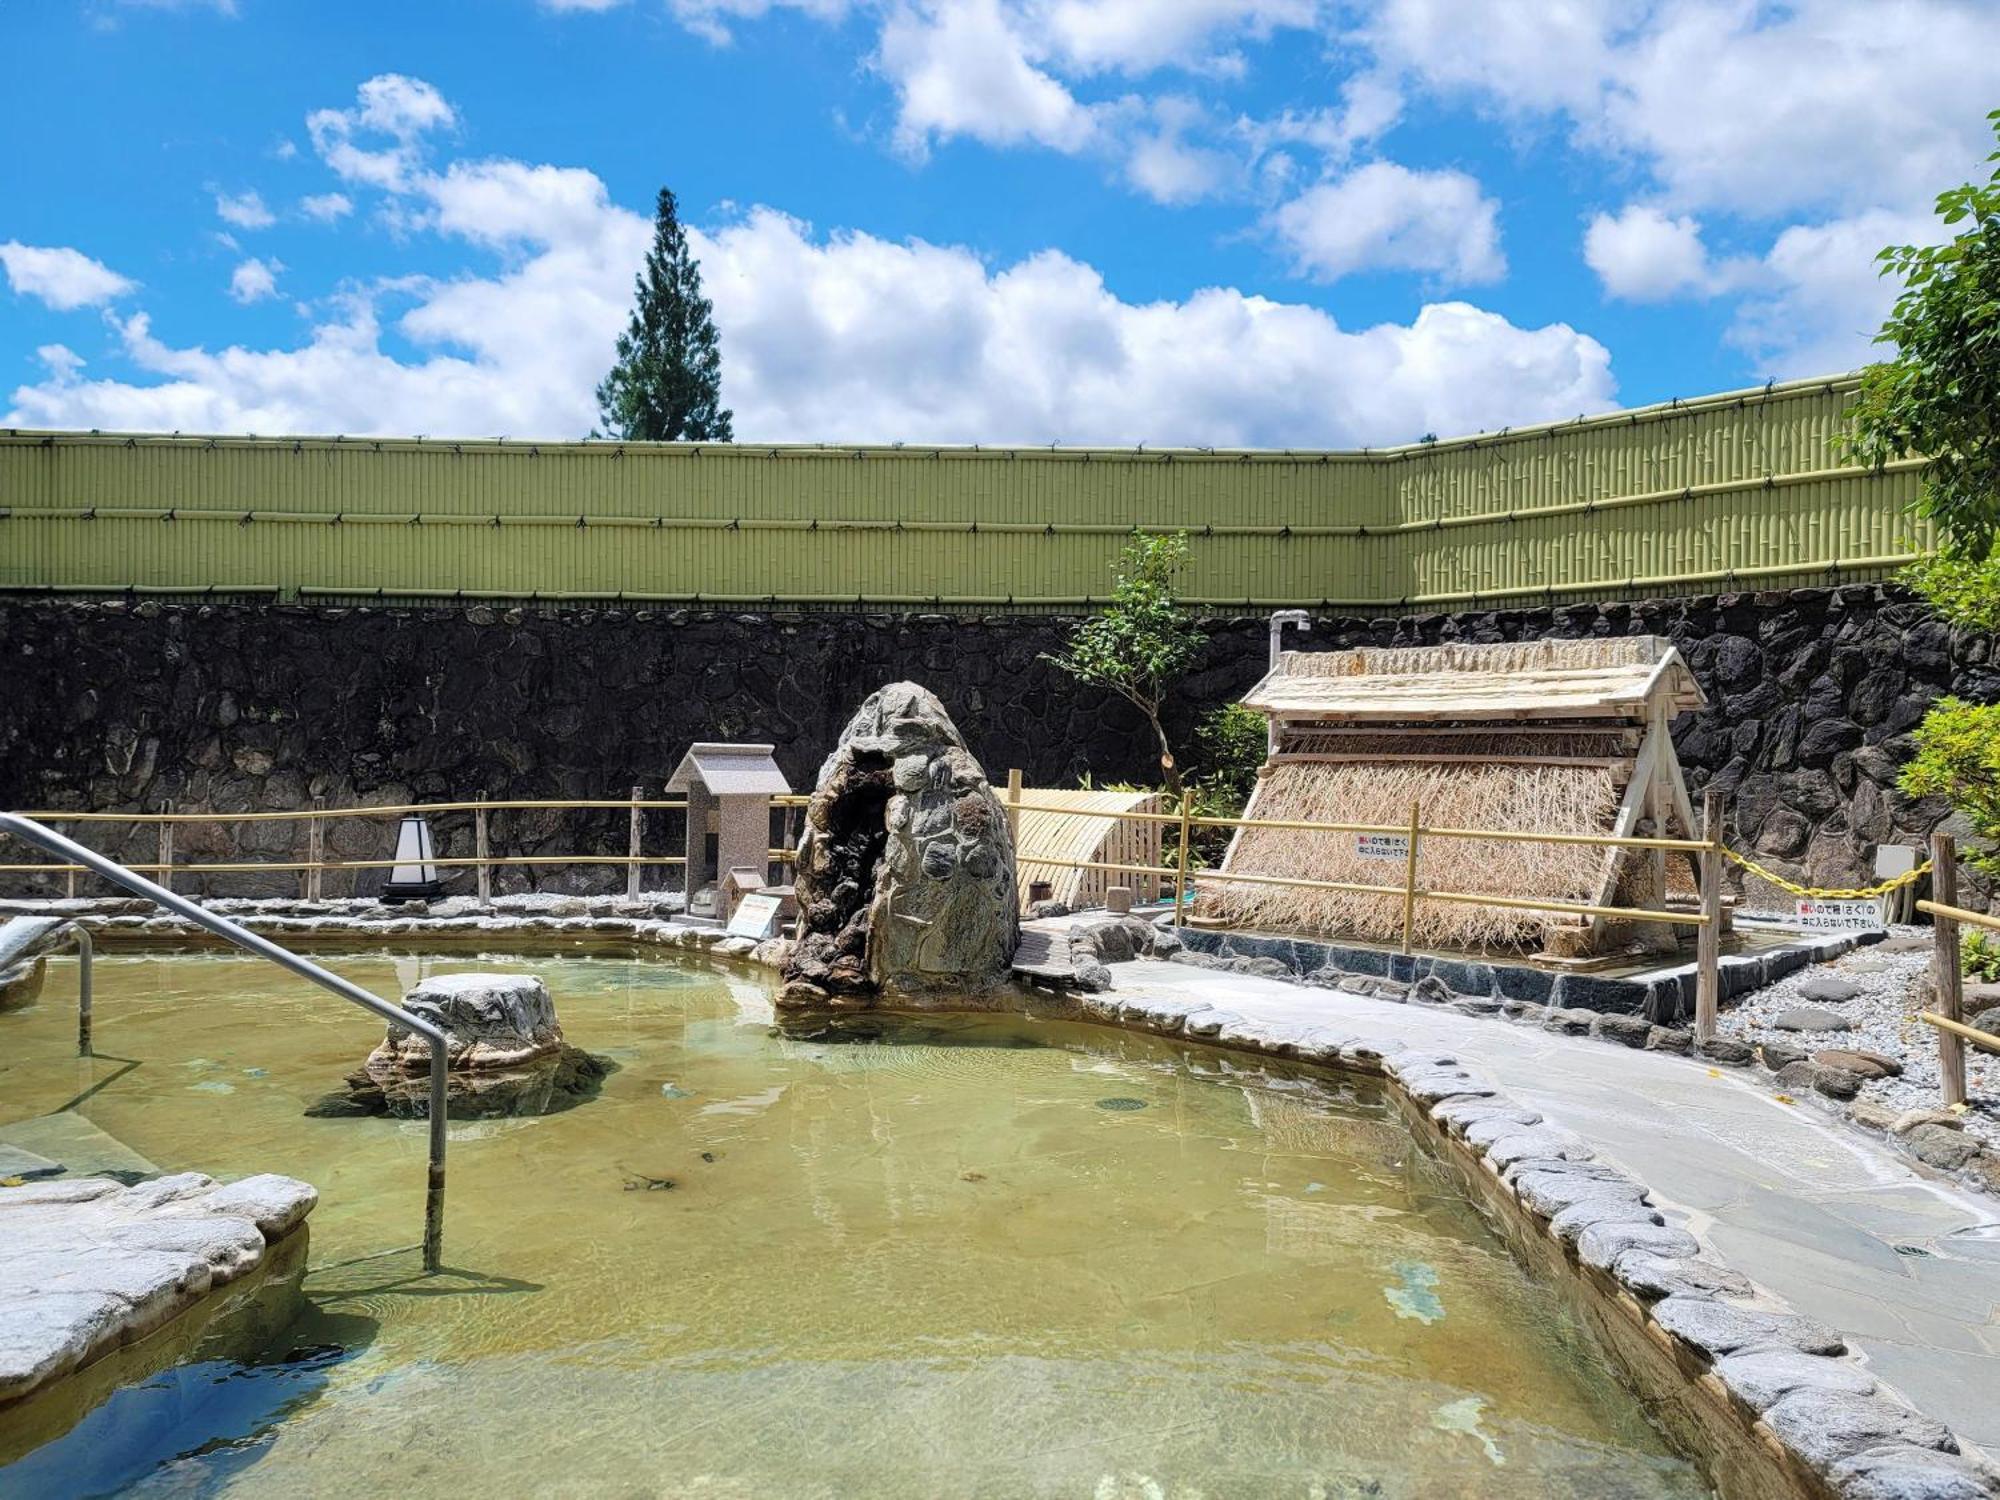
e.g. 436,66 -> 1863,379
1067,983 -> 2000,1500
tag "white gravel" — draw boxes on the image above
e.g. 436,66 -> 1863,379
1721,927 -> 2000,1152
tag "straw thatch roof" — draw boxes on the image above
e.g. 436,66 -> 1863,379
1241,637 -> 1706,723
1195,749 -> 1621,950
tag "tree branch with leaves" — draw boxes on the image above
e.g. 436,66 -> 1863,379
1044,531 -> 1204,797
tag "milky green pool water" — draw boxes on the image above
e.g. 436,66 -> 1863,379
0,950 -> 1708,1498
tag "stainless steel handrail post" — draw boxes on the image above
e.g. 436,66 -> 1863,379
0,813 -> 449,1269
72,923 -> 93,1057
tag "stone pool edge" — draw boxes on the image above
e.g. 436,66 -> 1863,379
1042,985 -> 2000,1500
18,899 -> 1997,1497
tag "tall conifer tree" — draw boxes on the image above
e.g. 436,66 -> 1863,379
595,188 -> 733,441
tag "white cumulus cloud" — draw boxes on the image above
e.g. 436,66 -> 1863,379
300,192 -> 354,223
878,0 -> 1101,156
0,241 -> 137,310
2,102 -> 1614,445
307,73 -> 457,192
213,188 -> 275,229
1584,205 -> 1718,302
228,257 -> 282,303
1269,162 -> 1503,284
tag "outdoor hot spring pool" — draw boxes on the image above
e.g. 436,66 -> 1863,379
0,950 -> 1708,1498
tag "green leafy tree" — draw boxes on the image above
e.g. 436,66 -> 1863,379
595,188 -> 733,442
1846,109 -> 2000,559
1045,531 -> 1204,796
1899,697 -> 2000,879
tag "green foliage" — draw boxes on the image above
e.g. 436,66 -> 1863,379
1845,110 -> 2000,559
1044,531 -> 1204,793
1899,696 -> 2000,878
596,188 -> 733,442
1964,928 -> 2000,984
1191,702 -> 1267,813
1900,548 -> 2000,632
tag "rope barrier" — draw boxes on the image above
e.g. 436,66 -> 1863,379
1721,848 -> 1933,901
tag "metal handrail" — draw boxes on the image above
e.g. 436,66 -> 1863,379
0,813 -> 449,1269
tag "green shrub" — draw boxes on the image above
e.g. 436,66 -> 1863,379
1899,697 -> 2000,880
1965,928 -> 2000,983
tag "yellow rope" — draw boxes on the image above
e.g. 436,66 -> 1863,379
1721,848 -> 1933,901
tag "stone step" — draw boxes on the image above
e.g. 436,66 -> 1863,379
1010,927 -> 1076,982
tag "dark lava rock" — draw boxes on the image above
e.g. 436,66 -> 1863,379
1770,1005 -> 1856,1033
1644,1026 -> 1692,1054
1812,1066 -> 1864,1101
1698,1037 -> 1756,1066
1541,1007 -> 1596,1035
1590,1014 -> 1654,1048
1760,1041 -> 1808,1071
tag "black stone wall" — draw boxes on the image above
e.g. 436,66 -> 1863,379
2,587 -> 1992,905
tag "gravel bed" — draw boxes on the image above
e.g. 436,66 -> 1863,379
1721,926 -> 2000,1153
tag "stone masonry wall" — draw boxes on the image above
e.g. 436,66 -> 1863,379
1,587 -> 1993,906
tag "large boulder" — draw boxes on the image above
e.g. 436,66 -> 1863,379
783,682 -> 1017,1006
317,972 -> 608,1119
368,973 -> 564,1071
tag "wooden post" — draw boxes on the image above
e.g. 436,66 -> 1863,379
627,784 -> 644,898
303,799 -> 323,902
1174,788 -> 1193,927
1004,769 -> 1023,850
1933,831 -> 1966,1109
62,822 -> 76,899
157,804 -> 174,895
1399,798 -> 1422,955
1696,790 -> 1723,1044
475,794 -> 492,908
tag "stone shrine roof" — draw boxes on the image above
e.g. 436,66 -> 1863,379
665,743 -> 791,796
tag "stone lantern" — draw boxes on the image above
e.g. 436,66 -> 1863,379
665,743 -> 791,923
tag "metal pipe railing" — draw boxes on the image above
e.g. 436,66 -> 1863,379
0,813 -> 450,1270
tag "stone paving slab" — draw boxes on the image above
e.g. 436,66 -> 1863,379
1110,957 -> 2000,1455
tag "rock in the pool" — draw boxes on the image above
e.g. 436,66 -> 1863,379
1770,1006 -> 1855,1033
369,973 -> 564,1071
782,682 -> 1017,1006
317,971 -> 609,1119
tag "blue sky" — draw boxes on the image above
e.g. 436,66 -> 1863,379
3,0 -> 1997,447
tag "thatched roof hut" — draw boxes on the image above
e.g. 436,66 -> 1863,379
1202,638 -> 1708,955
